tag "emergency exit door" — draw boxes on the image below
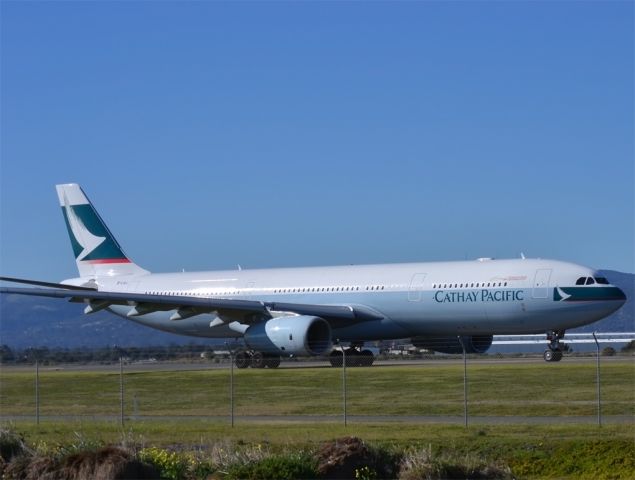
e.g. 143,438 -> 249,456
532,269 -> 552,299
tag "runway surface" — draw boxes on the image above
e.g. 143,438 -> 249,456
3,354 -> 631,374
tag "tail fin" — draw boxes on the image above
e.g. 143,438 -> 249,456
55,183 -> 150,278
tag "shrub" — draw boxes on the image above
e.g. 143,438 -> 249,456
139,447 -> 190,480
226,453 -> 317,480
601,346 -> 616,356
315,437 -> 399,480
0,428 -> 29,463
399,445 -> 513,480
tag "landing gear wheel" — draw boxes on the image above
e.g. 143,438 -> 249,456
329,350 -> 343,367
360,349 -> 375,367
544,349 -> 564,362
264,356 -> 281,368
235,350 -> 251,369
544,349 -> 555,362
346,349 -> 361,367
251,351 -> 267,368
544,330 -> 567,362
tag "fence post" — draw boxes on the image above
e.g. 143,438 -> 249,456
336,341 -> 347,427
119,354 -> 125,427
226,342 -> 235,428
592,332 -> 601,427
230,349 -> 235,428
35,358 -> 40,425
458,336 -> 468,428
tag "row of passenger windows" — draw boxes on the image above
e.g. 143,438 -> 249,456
432,281 -> 508,289
273,286 -> 385,293
147,291 -> 225,296
146,286 -> 388,296
575,277 -> 608,286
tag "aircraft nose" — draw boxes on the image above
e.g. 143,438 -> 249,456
614,286 -> 627,303
605,286 -> 627,313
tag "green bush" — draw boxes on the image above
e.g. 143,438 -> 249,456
0,428 -> 28,463
226,453 -> 317,480
139,446 -> 191,480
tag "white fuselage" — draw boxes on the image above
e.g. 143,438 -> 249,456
91,258 -> 625,342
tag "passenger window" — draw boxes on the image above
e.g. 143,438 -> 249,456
586,277 -> 595,285
576,277 -> 586,285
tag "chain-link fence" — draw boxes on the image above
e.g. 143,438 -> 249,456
1,346 -> 633,427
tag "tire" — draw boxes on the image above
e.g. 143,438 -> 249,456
251,351 -> 266,368
329,350 -> 343,367
346,349 -> 361,367
265,356 -> 281,368
553,350 -> 563,362
235,350 -> 251,369
544,349 -> 554,362
360,349 -> 374,367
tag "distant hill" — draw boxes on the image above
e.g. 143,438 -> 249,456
1,270 -> 632,349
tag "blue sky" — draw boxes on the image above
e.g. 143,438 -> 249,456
1,1 -> 633,281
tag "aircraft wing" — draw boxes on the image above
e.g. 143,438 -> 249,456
0,277 -> 382,325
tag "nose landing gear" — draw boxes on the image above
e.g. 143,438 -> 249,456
544,330 -> 569,362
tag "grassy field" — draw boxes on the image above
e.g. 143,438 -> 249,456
1,360 -> 634,479
1,359 -> 634,418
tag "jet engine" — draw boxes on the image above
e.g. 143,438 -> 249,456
411,335 -> 493,354
243,315 -> 332,356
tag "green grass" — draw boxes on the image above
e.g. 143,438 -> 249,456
1,360 -> 633,417
4,419 -> 633,446
2,360 -> 634,478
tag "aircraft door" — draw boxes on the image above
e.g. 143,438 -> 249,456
532,269 -> 552,299
408,273 -> 427,302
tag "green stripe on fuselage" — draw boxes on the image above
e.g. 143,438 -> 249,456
554,286 -> 626,302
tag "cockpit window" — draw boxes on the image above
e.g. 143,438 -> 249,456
575,277 -> 586,285
585,277 -> 595,285
594,277 -> 609,285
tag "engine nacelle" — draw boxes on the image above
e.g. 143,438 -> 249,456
411,335 -> 493,354
243,315 -> 332,356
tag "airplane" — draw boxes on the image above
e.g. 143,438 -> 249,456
0,183 -> 627,367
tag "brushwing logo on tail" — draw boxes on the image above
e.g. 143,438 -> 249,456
63,194 -> 106,261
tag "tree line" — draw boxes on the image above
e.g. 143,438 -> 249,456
0,343 -> 232,365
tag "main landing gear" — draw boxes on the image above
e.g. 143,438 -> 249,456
234,350 -> 281,369
328,344 -> 375,367
543,330 -> 569,362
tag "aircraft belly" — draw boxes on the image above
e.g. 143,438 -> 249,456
332,317 -> 411,341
